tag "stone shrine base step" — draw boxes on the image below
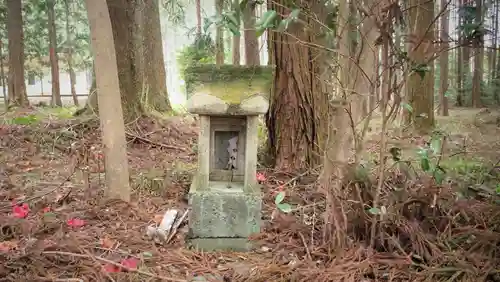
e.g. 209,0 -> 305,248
188,238 -> 253,252
187,180 -> 261,251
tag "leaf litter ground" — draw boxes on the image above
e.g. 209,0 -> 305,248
1,107 -> 500,281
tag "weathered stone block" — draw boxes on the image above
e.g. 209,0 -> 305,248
188,181 -> 261,239
189,238 -> 253,252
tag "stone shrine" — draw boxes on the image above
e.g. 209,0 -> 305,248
185,64 -> 273,251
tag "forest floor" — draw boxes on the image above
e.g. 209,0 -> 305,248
1,106 -> 500,281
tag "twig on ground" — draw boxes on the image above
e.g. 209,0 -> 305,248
125,131 -> 186,151
42,251 -> 187,282
299,232 -> 312,260
0,167 -> 76,210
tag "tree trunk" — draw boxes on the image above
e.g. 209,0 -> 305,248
85,0 -> 131,202
232,35 -> 241,65
231,0 -> 240,65
135,0 -> 171,112
406,0 -> 435,132
439,0 -> 449,115
471,0 -> 483,108
494,0 -> 499,104
0,41 -> 6,109
265,1 -> 330,171
462,0 -> 470,104
456,0 -> 463,106
196,0 -> 201,34
47,0 -> 62,107
243,1 -> 259,66
80,0 -> 172,120
64,0 -> 78,106
215,0 -> 224,64
6,0 -> 28,107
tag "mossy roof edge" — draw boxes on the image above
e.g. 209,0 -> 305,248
184,64 -> 275,83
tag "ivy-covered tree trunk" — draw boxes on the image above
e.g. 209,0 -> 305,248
405,0 -> 435,132
6,0 -> 28,107
47,0 -> 62,107
265,1 -> 330,171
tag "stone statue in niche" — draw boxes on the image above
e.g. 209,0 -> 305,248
226,136 -> 238,170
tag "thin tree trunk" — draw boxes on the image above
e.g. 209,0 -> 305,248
196,0 -> 201,34
243,1 -> 259,66
0,41 -> 6,109
232,36 -> 241,65
6,0 -> 28,106
85,0 -> 131,202
439,0 -> 449,115
471,0 -> 483,107
456,0 -> 463,106
215,0 -> 224,64
64,0 -> 78,106
47,0 -> 62,107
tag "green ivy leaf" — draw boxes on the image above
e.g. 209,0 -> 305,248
368,207 -> 380,215
401,102 -> 413,113
275,191 -> 285,205
430,138 -> 442,155
433,168 -> 445,185
256,10 -> 277,29
420,157 -> 431,172
277,203 -> 292,213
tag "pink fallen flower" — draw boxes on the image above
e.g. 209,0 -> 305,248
66,218 -> 85,227
256,172 -> 266,182
12,203 -> 29,218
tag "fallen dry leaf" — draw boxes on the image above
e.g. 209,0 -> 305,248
0,240 -> 18,252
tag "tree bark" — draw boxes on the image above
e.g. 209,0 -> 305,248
405,0 -> 435,132
265,1 -> 330,171
80,0 -> 172,120
47,0 -> 62,107
439,0 -> 449,115
471,0 -> 483,108
6,0 -> 28,107
64,0 -> 78,106
85,0 -> 131,202
215,0 -> 224,64
0,38 -> 6,108
456,0 -> 463,106
196,0 -> 201,34
135,0 -> 171,112
243,1 -> 259,66
231,0 -> 240,65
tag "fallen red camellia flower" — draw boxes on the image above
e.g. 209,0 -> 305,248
103,257 -> 139,273
66,218 -> 85,227
12,203 -> 29,218
256,172 -> 266,182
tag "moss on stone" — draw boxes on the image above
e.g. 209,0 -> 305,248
184,64 -> 274,104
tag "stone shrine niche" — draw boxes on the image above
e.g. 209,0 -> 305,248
209,116 -> 246,183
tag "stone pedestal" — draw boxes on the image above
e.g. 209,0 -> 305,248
185,65 -> 273,251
